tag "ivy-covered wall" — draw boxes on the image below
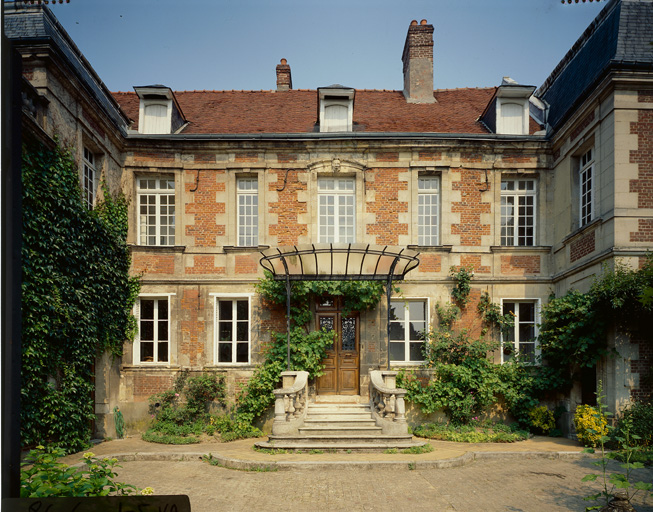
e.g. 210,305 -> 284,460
21,141 -> 138,453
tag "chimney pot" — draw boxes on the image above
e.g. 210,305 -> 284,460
420,19 -> 427,25
410,19 -> 418,26
276,58 -> 292,91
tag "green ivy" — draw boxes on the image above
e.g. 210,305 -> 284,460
21,141 -> 139,453
477,291 -> 514,337
450,266 -> 473,307
234,273 -> 386,424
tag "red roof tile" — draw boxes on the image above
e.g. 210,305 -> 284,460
112,88 -> 501,135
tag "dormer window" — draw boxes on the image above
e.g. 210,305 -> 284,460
480,78 -> 535,136
134,85 -> 186,134
318,86 -> 354,133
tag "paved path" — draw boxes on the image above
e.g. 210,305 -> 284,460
61,436 -> 653,512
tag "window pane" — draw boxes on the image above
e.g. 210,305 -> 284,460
409,342 -> 424,361
157,321 -> 168,341
141,300 -> 154,319
390,342 -> 405,361
409,302 -> 425,321
219,323 -> 233,341
236,322 -> 248,342
409,321 -> 425,341
390,322 -> 405,341
140,320 -> 154,341
219,343 -> 232,363
219,301 -> 233,320
157,342 -> 168,362
236,343 -> 248,363
341,317 -> 356,351
140,342 -> 154,362
390,302 -> 405,321
236,300 -> 248,320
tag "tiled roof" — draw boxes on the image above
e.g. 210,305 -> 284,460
111,88 -> 500,135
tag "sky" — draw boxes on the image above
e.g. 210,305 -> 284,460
44,0 -> 608,93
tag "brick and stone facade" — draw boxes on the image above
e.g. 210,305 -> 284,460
8,0 -> 653,437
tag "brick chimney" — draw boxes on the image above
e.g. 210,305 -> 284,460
402,19 -> 435,103
276,58 -> 292,91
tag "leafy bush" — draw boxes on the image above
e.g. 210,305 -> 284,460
574,404 -> 608,447
141,430 -> 201,445
144,372 -> 226,444
413,422 -> 528,443
21,142 -> 139,452
528,405 -> 556,435
618,402 -> 653,447
21,446 -> 143,497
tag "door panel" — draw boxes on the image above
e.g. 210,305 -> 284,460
316,298 -> 359,395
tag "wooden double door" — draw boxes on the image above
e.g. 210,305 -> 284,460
315,296 -> 360,395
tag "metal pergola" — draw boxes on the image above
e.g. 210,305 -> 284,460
259,243 -> 420,371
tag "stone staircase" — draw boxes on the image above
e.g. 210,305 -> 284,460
255,395 -> 424,452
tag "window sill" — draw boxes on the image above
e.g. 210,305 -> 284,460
121,364 -> 180,371
406,245 -> 452,253
204,364 -> 258,370
490,245 -> 551,253
223,245 -> 270,253
560,217 -> 603,246
129,244 -> 186,253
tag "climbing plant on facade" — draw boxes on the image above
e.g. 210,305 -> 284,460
234,275 -> 386,424
21,141 -> 139,452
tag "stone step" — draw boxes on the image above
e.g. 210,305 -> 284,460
304,418 -> 377,427
306,413 -> 373,421
314,395 -> 363,404
298,426 -> 383,436
308,404 -> 370,411
266,434 -> 414,445
255,441 -> 425,453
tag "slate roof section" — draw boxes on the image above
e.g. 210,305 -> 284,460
4,3 -> 131,135
537,0 -> 653,131
112,88 -> 505,135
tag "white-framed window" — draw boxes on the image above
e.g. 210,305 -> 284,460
215,297 -> 251,364
579,148 -> 595,227
237,178 -> 258,246
389,299 -> 427,363
138,176 -> 175,246
318,177 -> 355,243
82,147 -> 96,209
135,296 -> 171,364
501,178 -> 536,246
418,176 -> 439,246
501,300 -> 539,364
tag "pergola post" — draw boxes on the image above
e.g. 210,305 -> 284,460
386,257 -> 399,371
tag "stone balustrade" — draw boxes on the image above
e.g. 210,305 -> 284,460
271,371 -> 309,435
369,370 -> 409,435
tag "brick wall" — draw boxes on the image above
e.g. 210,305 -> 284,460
570,231 -> 595,262
268,169 -> 307,245
629,101 -> 653,238
630,219 -> 653,242
185,170 -> 226,247
235,254 -> 259,274
451,168 -> 491,246
459,254 -> 490,274
630,333 -> 653,402
366,168 -> 408,244
418,253 -> 441,273
133,373 -> 175,400
500,255 -> 541,275
180,289 -> 205,367
185,254 -> 226,275
132,253 -> 174,274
